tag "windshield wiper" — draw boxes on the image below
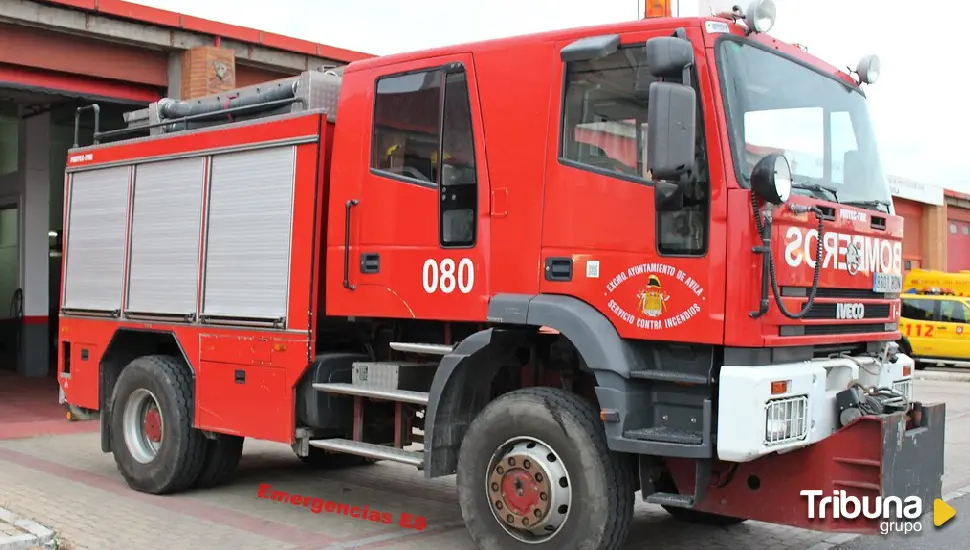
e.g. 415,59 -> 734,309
792,181 -> 839,202
841,199 -> 891,212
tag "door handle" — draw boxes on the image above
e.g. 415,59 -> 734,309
343,199 -> 359,290
544,257 -> 573,282
360,253 -> 380,274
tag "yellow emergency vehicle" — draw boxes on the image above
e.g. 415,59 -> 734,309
898,285 -> 970,368
903,269 -> 970,297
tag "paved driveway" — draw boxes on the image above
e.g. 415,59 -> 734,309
1,378 -> 967,550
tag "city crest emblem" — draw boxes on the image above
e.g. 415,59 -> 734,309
637,274 -> 669,317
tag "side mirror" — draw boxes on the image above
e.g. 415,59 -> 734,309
644,37 -> 694,78
646,81 -> 696,183
750,154 -> 792,205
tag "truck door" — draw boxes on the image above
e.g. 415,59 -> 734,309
353,54 -> 489,321
541,27 -> 723,344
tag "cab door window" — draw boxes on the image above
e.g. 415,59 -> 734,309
371,63 -> 478,248
558,44 -> 709,256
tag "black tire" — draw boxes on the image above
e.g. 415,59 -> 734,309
456,387 -> 634,550
296,446 -> 376,468
661,505 -> 747,526
194,435 -> 245,489
109,355 -> 207,494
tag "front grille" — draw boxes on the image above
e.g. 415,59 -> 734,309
780,323 -> 890,336
782,287 -> 895,300
800,303 -> 891,320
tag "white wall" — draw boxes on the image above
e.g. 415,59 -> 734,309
23,113 -> 50,319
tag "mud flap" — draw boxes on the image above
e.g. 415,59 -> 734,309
664,402 -> 946,533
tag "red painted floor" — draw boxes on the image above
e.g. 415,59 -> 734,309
0,370 -> 99,440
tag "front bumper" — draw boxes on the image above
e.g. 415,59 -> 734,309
669,400 -> 945,533
717,352 -> 915,462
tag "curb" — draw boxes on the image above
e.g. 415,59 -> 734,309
914,370 -> 970,382
0,507 -> 55,550
810,483 -> 970,549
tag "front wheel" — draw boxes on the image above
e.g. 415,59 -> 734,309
456,388 -> 634,550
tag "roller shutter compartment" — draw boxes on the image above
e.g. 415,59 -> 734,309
126,158 -> 206,316
202,146 -> 296,322
62,166 -> 131,313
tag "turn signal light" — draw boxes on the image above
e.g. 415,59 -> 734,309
770,380 -> 790,394
903,365 -> 912,377
645,0 -> 671,18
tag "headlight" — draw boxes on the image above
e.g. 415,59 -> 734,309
765,395 -> 809,445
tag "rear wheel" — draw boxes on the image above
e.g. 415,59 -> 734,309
194,434 -> 245,488
456,388 -> 634,550
109,355 -> 206,494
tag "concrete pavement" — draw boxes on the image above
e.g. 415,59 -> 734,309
0,378 -> 967,549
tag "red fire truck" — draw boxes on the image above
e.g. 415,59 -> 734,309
58,1 -> 943,548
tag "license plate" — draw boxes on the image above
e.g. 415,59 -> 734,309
873,273 -> 903,293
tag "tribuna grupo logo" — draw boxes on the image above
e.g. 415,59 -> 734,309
801,490 -> 923,533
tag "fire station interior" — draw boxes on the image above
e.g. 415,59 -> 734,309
0,89 -> 134,380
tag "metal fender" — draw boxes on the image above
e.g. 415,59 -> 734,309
422,294 -> 650,477
488,293 -> 650,378
423,327 -> 526,478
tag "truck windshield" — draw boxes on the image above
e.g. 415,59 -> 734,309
718,39 -> 892,212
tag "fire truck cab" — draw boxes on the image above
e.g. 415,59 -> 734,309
57,1 -> 943,548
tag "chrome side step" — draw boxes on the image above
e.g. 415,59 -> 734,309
309,439 -> 424,468
312,382 -> 430,406
389,341 -> 454,355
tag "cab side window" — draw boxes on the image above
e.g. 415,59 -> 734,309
901,298 -> 935,321
371,63 -> 478,248
940,300 -> 968,324
560,46 -> 649,180
559,44 -> 709,256
372,69 -> 443,185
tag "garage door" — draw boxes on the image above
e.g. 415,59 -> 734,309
948,206 -> 970,272
894,199 -> 924,271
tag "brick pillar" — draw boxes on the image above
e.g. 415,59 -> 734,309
179,46 -> 236,100
923,203 -> 948,271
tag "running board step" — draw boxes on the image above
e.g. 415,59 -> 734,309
312,383 -> 429,406
389,342 -> 454,355
629,369 -> 708,384
646,492 -> 694,508
623,427 -> 704,445
309,439 -> 424,468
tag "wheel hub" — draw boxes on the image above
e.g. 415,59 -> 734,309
122,388 -> 164,464
486,438 -> 572,543
143,406 -> 162,443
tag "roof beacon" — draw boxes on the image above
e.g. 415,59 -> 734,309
744,0 -> 777,33
855,54 -> 881,84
